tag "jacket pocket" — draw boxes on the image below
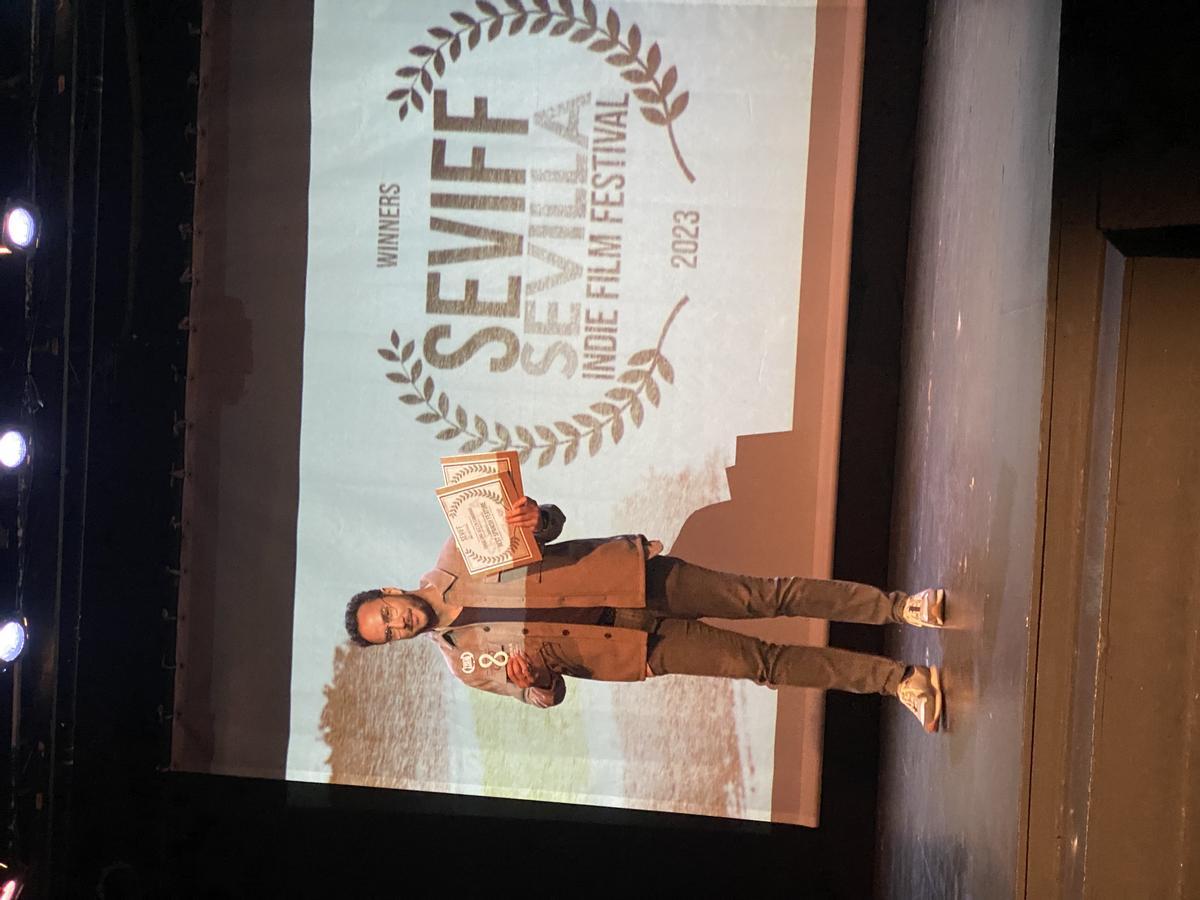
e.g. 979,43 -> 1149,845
497,564 -> 534,584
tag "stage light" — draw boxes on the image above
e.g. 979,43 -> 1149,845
0,430 -> 29,469
0,619 -> 26,665
0,859 -> 24,900
1,200 -> 40,254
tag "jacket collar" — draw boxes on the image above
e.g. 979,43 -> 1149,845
418,567 -> 456,596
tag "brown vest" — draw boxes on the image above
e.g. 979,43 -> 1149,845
421,535 -> 657,697
431,533 -> 653,608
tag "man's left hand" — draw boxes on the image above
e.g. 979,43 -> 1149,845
505,496 -> 541,530
506,650 -> 549,689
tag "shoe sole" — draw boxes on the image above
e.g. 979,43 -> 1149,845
926,666 -> 943,733
928,589 -> 946,627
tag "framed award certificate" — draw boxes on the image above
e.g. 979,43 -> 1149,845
434,470 -> 540,576
439,450 -> 524,498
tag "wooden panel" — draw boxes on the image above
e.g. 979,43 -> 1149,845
1024,173 -> 1117,897
1085,258 -> 1200,899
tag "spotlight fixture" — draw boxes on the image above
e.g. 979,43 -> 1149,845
0,859 -> 25,899
1,199 -> 40,255
0,429 -> 29,469
0,616 -> 26,666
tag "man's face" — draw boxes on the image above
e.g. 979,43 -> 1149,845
356,590 -> 433,645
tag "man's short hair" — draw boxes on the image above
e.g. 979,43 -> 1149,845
344,589 -> 385,646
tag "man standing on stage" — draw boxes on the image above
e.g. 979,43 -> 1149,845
344,497 -> 945,732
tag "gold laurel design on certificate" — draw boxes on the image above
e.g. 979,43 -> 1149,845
386,0 -> 695,182
378,295 -> 688,468
444,463 -> 497,484
446,487 -> 523,566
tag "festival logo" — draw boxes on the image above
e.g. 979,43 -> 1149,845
373,0 -> 700,468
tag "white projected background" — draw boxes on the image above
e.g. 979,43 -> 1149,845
290,0 -> 829,822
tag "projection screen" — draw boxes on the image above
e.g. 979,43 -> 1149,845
174,0 -> 865,826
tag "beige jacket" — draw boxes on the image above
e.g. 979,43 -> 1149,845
418,505 -> 661,707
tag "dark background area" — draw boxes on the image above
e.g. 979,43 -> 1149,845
0,2 -> 927,896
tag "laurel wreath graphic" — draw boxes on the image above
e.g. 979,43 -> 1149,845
379,295 -> 688,468
445,463 -> 500,484
446,487 -> 520,565
387,0 -> 695,182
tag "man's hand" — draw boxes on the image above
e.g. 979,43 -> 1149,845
506,650 -> 549,689
505,496 -> 541,530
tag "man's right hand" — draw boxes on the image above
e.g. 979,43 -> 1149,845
505,496 -> 541,530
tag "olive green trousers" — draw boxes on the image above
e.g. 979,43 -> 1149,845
612,557 -> 908,695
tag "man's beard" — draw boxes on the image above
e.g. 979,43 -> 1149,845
411,594 -> 437,633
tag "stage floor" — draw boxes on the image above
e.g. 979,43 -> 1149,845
872,1 -> 1062,897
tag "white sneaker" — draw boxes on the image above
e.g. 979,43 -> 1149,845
900,588 -> 946,628
897,665 -> 943,733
